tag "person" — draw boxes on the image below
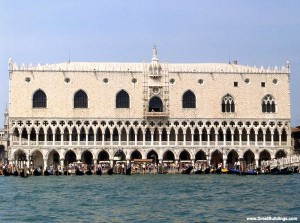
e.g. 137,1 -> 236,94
237,160 -> 240,170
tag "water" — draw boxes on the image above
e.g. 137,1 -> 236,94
0,174 -> 299,223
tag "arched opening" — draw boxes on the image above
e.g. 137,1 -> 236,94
81,150 -> 93,165
162,128 -> 167,142
163,150 -> 175,161
80,128 -> 86,141
243,150 -> 255,166
98,150 -> 110,161
88,127 -> 94,141
210,150 -> 223,168
114,149 -> 126,161
31,150 -> 43,169
148,96 -> 163,112
147,150 -> 158,163
194,128 -> 200,141
113,128 -> 119,142
74,90 -> 88,108
153,128 -> 159,142
47,150 -> 60,169
179,150 -> 191,161
64,150 -> 77,165
30,128 -> 37,142
195,150 -> 206,161
137,128 -> 143,142
178,128 -> 183,142
182,90 -> 196,108
259,150 -> 271,166
145,128 -> 151,141
131,150 -> 142,160
275,150 -> 287,159
15,150 -> 27,169
116,90 -> 130,108
33,89 -> 47,108
122,127 -> 128,142
227,150 -> 239,168
170,128 -> 176,142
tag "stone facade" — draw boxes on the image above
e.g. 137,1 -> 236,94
7,47 -> 292,170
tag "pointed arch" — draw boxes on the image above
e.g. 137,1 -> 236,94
182,90 -> 196,108
74,89 -> 88,108
222,94 -> 235,112
116,90 -> 130,108
262,94 -> 276,113
149,96 -> 163,112
33,89 -> 47,108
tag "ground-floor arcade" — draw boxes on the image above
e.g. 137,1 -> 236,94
9,146 -> 290,171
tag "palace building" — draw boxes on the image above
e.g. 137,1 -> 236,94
7,47 -> 292,170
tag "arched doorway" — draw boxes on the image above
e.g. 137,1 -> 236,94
131,150 -> 142,160
81,150 -> 93,165
147,150 -> 158,164
243,150 -> 255,167
227,150 -> 239,168
259,150 -> 271,166
98,150 -> 110,161
30,150 -> 43,169
48,150 -> 60,168
114,149 -> 126,161
179,150 -> 191,161
275,150 -> 287,159
64,150 -> 77,165
163,150 -> 175,162
210,150 -> 223,168
148,96 -> 163,112
15,150 -> 27,169
195,150 -> 206,161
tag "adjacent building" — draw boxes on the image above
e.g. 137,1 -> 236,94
7,47 -> 292,170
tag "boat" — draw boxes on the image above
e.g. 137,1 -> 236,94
20,169 -> 29,178
204,167 -> 210,174
85,169 -> 93,175
125,167 -> 131,175
44,169 -> 53,176
96,168 -> 102,175
107,168 -> 114,175
228,168 -> 241,175
3,168 -> 12,176
181,166 -> 193,174
221,168 -> 229,174
33,169 -> 42,176
75,168 -> 84,175
271,167 -> 293,175
194,169 -> 203,174
242,169 -> 257,175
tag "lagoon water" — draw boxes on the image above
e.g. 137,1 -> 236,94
0,174 -> 299,223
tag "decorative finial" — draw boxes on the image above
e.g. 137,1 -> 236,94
152,44 -> 158,61
286,60 -> 290,69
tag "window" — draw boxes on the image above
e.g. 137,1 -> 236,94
149,97 -> 163,112
261,82 -> 265,87
33,90 -> 47,108
116,90 -> 129,108
74,90 -> 88,108
222,94 -> 235,113
234,82 -> 238,87
182,90 -> 196,108
262,95 -> 275,113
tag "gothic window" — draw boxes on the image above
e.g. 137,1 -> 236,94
222,94 -> 235,113
33,89 -> 47,108
116,90 -> 129,108
262,95 -> 275,113
182,90 -> 196,108
74,90 -> 88,108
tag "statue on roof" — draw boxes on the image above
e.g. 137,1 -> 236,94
152,45 -> 158,61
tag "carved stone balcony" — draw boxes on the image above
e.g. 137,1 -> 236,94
145,111 -> 168,118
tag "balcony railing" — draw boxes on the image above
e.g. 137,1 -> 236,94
145,112 -> 168,118
10,140 -> 290,147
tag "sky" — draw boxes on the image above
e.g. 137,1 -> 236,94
0,0 -> 299,127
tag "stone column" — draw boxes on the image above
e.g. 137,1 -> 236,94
134,133 -> 137,146
102,133 -> 105,146
151,132 -> 154,146
263,132 -> 266,146
215,133 -> 218,146
247,133 -> 250,146
255,132 -> 258,146
183,133 -> 186,146
61,133 -> 63,146
94,134 -> 97,146
43,159 -> 48,171
159,131 -> 162,146
279,133 -> 282,146
143,131 -> 146,146
69,133 -> 72,146
207,134 -> 210,146
167,132 -> 170,146
60,159 -> 65,170
231,133 -> 234,146
271,133 -> 274,146
191,132 -> 194,146
27,134 -> 30,146
239,131 -> 242,146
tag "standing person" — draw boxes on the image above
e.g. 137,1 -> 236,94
237,160 -> 240,170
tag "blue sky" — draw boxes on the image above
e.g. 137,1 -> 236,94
0,0 -> 299,127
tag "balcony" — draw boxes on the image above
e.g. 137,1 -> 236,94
145,112 -> 168,118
